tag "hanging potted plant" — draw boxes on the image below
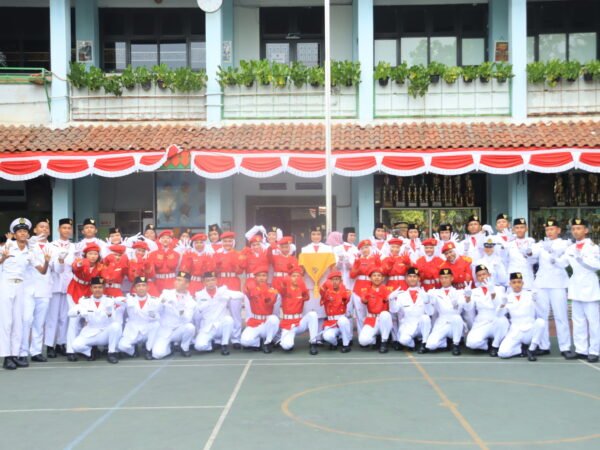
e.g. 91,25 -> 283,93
391,62 -> 409,84
237,60 -> 256,88
134,66 -> 153,90
561,60 -> 581,82
289,62 -> 308,88
408,64 -> 430,97
442,66 -> 461,84
461,65 -> 478,83
103,74 -> 123,96
271,62 -> 290,88
307,66 -> 324,88
67,62 -> 87,89
374,61 -> 392,86
545,59 -> 562,87
582,60 -> 600,82
120,65 -> 136,90
86,66 -> 105,91
152,64 -> 174,90
217,65 -> 238,87
427,61 -> 445,83
493,62 -> 514,83
477,61 -> 494,83
526,61 -> 546,84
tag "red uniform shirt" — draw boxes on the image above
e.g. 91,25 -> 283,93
215,249 -> 242,291
239,247 -> 269,277
279,279 -> 310,329
180,250 -> 215,295
268,245 -> 299,292
67,259 -> 104,304
147,247 -> 180,293
350,254 -> 381,294
244,282 -> 278,327
320,284 -> 351,328
415,255 -> 445,291
440,256 -> 473,289
382,253 -> 412,290
359,283 -> 393,327
101,253 -> 129,297
128,255 -> 158,296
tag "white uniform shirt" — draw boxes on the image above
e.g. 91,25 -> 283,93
158,289 -> 196,329
462,233 -> 485,261
195,286 -> 244,332
497,290 -> 536,331
50,239 -> 75,293
465,285 -> 505,324
68,295 -> 119,337
122,294 -> 161,338
532,238 -> 570,289
506,237 -> 537,288
557,239 -> 600,302
1,242 -> 34,281
428,286 -> 467,320
472,254 -> 508,287
75,237 -> 108,258
369,237 -> 390,257
25,241 -> 52,298
333,242 -> 359,290
389,288 -> 434,334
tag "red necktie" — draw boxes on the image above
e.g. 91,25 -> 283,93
139,299 -> 146,309
515,295 -> 521,301
482,287 -> 488,295
95,301 -> 100,308
444,289 -> 450,296
409,290 -> 418,303
344,245 -> 350,251
576,243 -> 584,250
502,236 -> 507,242
471,237 -> 476,246
313,245 -> 319,253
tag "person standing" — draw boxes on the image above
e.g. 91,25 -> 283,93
179,233 -> 215,296
268,236 -> 299,293
148,230 -> 180,294
333,227 -> 359,292
74,218 -> 107,258
414,238 -> 445,291
506,218 -> 536,290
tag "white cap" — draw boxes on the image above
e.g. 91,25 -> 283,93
10,217 -> 32,233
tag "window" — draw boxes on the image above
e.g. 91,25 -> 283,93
528,1 -> 599,62
374,4 -> 488,66
100,8 -> 205,71
260,7 -> 324,65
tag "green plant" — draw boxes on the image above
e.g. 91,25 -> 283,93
461,65 -> 478,82
134,66 -> 153,88
442,66 -> 461,84
254,60 -> 272,85
562,60 -> 581,82
527,61 -> 546,83
545,59 -> 562,87
493,62 -> 514,82
307,65 -> 324,87
86,66 -> 105,91
390,62 -> 409,84
427,61 -> 446,82
270,62 -> 290,88
67,62 -> 87,89
120,65 -> 136,89
152,63 -> 174,89
289,62 -> 308,88
173,67 -> 207,92
407,64 -> 430,97
582,60 -> 600,81
332,61 -> 361,87
237,60 -> 256,87
103,75 -> 123,96
374,61 -> 392,83
217,66 -> 238,87
477,61 -> 494,82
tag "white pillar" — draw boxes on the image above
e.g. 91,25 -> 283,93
205,179 -> 222,227
52,179 -> 73,239
356,0 -> 374,121
357,175 -> 375,239
508,173 -> 528,222
509,0 -> 527,122
205,9 -> 223,123
50,0 -> 71,125
75,0 -> 100,68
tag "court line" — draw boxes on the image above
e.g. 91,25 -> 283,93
0,405 -> 225,414
406,352 -> 489,450
62,361 -> 169,450
578,359 -> 600,373
203,359 -> 253,450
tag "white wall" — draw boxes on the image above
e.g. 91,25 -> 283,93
234,5 -> 261,64
0,84 -> 51,125
331,5 -> 353,61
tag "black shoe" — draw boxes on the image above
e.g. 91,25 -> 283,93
67,353 -> 78,362
31,354 -> 47,363
575,353 -> 588,359
221,345 -> 230,356
232,343 -> 242,350
329,344 -> 338,351
417,343 -> 428,354
3,357 -> 17,370
56,344 -> 67,356
86,348 -> 97,361
144,349 -> 153,360
393,341 -> 402,351
452,344 -> 461,356
262,342 -> 272,354
536,349 -> 551,356
46,346 -> 57,359
489,346 -> 498,357
588,355 -> 599,363
107,353 -> 119,364
520,345 -> 528,357
132,347 -> 140,358
13,357 -> 29,368
527,348 -> 537,362
379,341 -> 389,354
561,351 -> 577,360
309,343 -> 319,356
181,349 -> 192,357
341,345 -> 351,353
404,346 -> 415,352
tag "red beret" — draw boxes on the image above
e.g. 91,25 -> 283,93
289,266 -> 303,275
358,239 -> 372,250
278,236 -> 293,245
442,242 -> 456,253
327,271 -> 343,280
158,230 -> 173,239
221,231 -> 235,240
422,238 -> 438,247
191,233 -> 207,242
83,243 -> 101,255
132,241 -> 149,251
368,266 -> 384,276
388,238 -> 403,246
109,244 -> 126,254
248,235 -> 263,244
253,266 -> 269,276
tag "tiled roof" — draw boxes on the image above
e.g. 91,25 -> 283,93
0,121 -> 599,153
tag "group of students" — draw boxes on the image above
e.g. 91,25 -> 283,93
0,212 -> 598,371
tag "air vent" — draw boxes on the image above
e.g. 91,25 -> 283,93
295,182 -> 323,190
259,183 -> 287,191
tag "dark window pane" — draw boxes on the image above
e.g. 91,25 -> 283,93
103,11 -> 126,36
540,3 -> 565,30
431,7 -> 455,33
0,41 -> 21,67
131,42 -> 158,68
297,7 -> 323,35
402,8 -> 426,34
190,9 -> 205,35
28,10 -> 50,37
461,5 -> 487,33
161,12 -> 183,35
23,40 -> 49,68
132,12 -> 155,36
262,8 -> 291,35
570,2 -> 597,30
374,7 -> 397,34
160,42 -> 186,68
103,41 -> 126,71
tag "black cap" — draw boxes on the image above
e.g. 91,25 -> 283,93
203,271 -> 217,279
543,218 -> 559,228
342,227 -> 355,242
496,213 -> 509,221
407,223 -> 418,231
133,276 -> 148,285
439,224 -> 453,232
510,272 -> 523,280
571,217 -> 588,227
82,218 -> 96,227
467,215 -> 480,224
145,224 -> 155,231
34,217 -> 50,226
177,271 -> 191,280
58,218 -> 73,226
513,218 -> 526,226
439,268 -> 453,276
310,225 -> 323,233
109,227 -> 120,235
475,264 -> 488,273
374,222 -> 386,230
90,277 -> 104,286
406,267 -> 419,276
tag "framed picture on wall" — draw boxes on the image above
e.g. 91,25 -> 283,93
155,172 -> 206,229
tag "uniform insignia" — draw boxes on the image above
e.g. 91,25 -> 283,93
19,218 -> 25,224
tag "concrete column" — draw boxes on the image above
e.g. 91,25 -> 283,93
357,175 -> 375,239
50,0 -> 71,125
351,177 -> 360,229
509,0 -> 527,121
220,177 -> 233,227
75,0 -> 99,68
221,0 -> 234,68
486,175 -> 509,224
205,179 -> 222,227
356,0 -> 374,121
488,0 -> 509,61
205,8 -> 223,123
52,179 -> 73,239
507,173 -> 528,222
74,177 -> 99,228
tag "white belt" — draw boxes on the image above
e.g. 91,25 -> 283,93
3,278 -> 23,284
219,272 -> 237,278
253,314 -> 268,320
191,275 -> 203,282
282,313 -> 302,320
246,273 -> 255,278
357,275 -> 370,281
104,283 -> 121,289
327,314 -> 344,320
367,312 -> 380,318
389,275 -> 405,281
273,272 -> 287,277
423,279 -> 438,285
73,275 -> 89,286
155,273 -> 176,280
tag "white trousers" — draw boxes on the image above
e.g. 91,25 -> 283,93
45,292 -> 69,347
322,316 -> 352,347
498,318 -> 545,358
398,315 -> 432,348
280,312 -> 319,350
358,311 -> 392,346
66,316 -> 84,354
194,317 -> 234,351
118,322 -> 160,355
0,280 -> 25,357
20,293 -> 50,357
72,323 -> 122,357
536,288 -> 571,352
229,297 -> 243,344
152,323 -> 196,359
352,294 -> 367,331
240,315 -> 280,348
426,315 -> 464,350
572,300 -> 600,357
466,316 -> 509,350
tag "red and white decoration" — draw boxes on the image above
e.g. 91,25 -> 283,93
191,147 -> 600,178
0,145 -> 179,181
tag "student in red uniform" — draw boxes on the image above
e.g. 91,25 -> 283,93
147,230 -> 180,293
128,241 -> 158,296
278,267 -> 319,355
240,234 -> 269,289
440,242 -> 473,289
357,267 -> 394,353
320,271 -> 352,353
415,238 -> 445,291
68,243 -> 104,306
101,245 -> 129,298
179,233 -> 215,295
268,236 -> 299,293
382,237 -> 411,291
350,240 -> 381,330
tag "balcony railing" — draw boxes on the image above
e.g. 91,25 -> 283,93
0,67 -> 51,124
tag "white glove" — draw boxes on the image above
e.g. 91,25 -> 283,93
550,257 -> 556,264
450,232 -> 460,242
501,228 -> 514,241
482,224 -> 493,235
463,240 -> 470,252
542,239 -> 553,253
148,311 -> 156,319
463,281 -> 473,297
433,233 -> 440,241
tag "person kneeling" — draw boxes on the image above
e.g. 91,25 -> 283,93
357,267 -> 393,353
320,271 -> 353,353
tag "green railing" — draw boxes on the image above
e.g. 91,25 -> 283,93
0,67 -> 52,111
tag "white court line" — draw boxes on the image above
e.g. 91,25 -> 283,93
578,359 -> 600,373
203,359 -> 253,450
0,405 -> 225,414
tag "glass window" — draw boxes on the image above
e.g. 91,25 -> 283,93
266,43 -> 290,64
569,32 -> 597,62
160,42 -> 186,69
431,8 -> 455,33
190,10 -> 206,35
161,12 -> 183,35
539,33 -> 567,61
527,37 -> 535,63
461,6 -> 486,33
403,9 -> 426,34
375,40 -> 397,66
131,42 -> 158,68
374,7 -> 397,35
461,38 -> 485,66
430,37 -> 457,66
104,42 -> 127,71
261,8 -> 291,36
190,42 -> 206,70
401,37 -> 428,66
297,42 -> 320,67
104,12 -> 125,36
132,12 -> 155,36
0,41 -> 20,67
23,40 -> 49,68
297,8 -> 323,35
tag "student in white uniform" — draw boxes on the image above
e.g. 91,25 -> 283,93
556,218 -> 600,363
117,276 -> 161,360
45,218 -> 75,358
194,271 -> 244,356
462,215 -> 485,262
74,218 -> 108,258
69,277 -> 123,364
152,272 -> 197,359
531,218 -> 576,359
506,218 -> 536,290
497,272 -> 545,362
471,238 -> 508,287
0,218 -> 50,370
370,222 -> 390,257
333,227 -> 359,292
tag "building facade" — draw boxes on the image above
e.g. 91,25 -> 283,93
0,0 -> 599,246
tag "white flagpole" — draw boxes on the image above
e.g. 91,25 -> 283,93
324,0 -> 332,235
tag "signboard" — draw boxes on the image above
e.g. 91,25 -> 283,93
495,41 -> 509,62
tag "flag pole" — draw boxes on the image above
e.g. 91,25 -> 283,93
324,0 -> 332,235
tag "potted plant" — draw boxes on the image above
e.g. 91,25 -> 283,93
332,61 -> 361,87
391,62 -> 409,84
289,62 -> 308,88
254,60 -> 272,86
152,63 -> 174,90
86,66 -> 105,91
427,61 -> 445,83
134,66 -> 153,90
374,61 -> 392,86
527,61 -> 546,84
271,62 -> 290,88
442,66 -> 461,84
561,60 -> 581,82
407,64 -> 430,97
493,62 -> 514,83
461,65 -> 478,83
238,60 -> 256,88
103,74 -> 123,96
173,67 -> 206,92
477,61 -> 494,83
217,66 -> 238,87
120,66 -> 136,90
582,60 -> 600,82
67,62 -> 87,89
307,66 -> 324,87
545,59 -> 562,87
